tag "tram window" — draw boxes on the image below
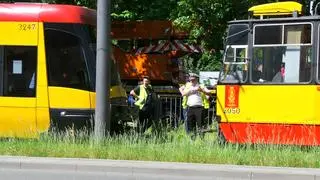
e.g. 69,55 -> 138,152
220,46 -> 247,83
227,24 -> 249,45
236,48 -> 246,62
225,47 -> 246,62
2,46 -> 37,97
225,47 -> 234,62
45,29 -> 90,90
284,24 -> 311,44
219,63 -> 246,83
252,46 -> 311,83
254,25 -> 282,45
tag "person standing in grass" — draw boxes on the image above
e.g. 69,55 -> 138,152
181,73 -> 212,138
179,73 -> 191,122
130,76 -> 155,134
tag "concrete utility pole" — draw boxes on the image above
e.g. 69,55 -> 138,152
95,0 -> 111,140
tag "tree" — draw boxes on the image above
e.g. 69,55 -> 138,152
170,0 -> 314,72
171,0 -> 253,72
11,0 -> 314,72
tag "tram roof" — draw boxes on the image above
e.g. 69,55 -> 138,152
0,3 -> 96,25
228,15 -> 320,25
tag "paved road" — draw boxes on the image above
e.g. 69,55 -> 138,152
1,156 -> 320,180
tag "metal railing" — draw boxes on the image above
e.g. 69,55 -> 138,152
156,94 -> 183,128
127,93 -> 216,129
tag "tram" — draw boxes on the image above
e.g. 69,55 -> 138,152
0,3 -> 127,138
216,1 -> 320,145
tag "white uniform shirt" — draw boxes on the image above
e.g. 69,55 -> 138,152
187,84 -> 203,107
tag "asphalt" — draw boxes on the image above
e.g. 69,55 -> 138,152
0,156 -> 320,180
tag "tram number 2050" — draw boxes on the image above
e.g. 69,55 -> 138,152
224,108 -> 240,114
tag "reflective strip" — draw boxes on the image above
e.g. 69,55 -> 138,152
135,40 -> 204,54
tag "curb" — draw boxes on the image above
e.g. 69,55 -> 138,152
0,156 -> 320,179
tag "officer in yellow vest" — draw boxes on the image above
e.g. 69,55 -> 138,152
181,78 -> 210,121
130,76 -> 154,133
181,73 -> 211,136
179,74 -> 191,122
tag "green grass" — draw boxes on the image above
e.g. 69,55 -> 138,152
1,126 -> 320,168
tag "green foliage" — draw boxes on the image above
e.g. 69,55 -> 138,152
2,130 -> 320,168
111,10 -> 135,20
12,0 -> 315,72
111,0 -> 177,20
39,0 -> 95,8
171,0 -> 250,71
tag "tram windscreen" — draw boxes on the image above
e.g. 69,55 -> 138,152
219,24 -> 249,83
86,26 -> 122,87
88,43 -> 122,87
226,24 -> 249,45
44,23 -> 122,91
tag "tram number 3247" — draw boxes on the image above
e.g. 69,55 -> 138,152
18,24 -> 36,31
224,108 -> 240,114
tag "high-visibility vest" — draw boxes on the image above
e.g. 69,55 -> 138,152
181,82 -> 191,109
182,83 -> 210,109
134,84 -> 152,110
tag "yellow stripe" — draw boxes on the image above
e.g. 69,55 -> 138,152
90,85 -> 127,108
0,22 -> 38,45
36,22 -> 50,133
110,85 -> 127,98
48,87 -> 92,109
217,85 -> 317,125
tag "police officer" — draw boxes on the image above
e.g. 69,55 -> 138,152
130,76 -> 154,133
181,73 -> 211,137
179,74 -> 191,122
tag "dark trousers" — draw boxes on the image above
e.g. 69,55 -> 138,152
201,108 -> 209,128
186,106 -> 203,134
182,108 -> 188,121
138,109 -> 152,133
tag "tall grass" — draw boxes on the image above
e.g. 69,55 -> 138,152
1,126 -> 320,168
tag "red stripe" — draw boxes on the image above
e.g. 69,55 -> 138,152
172,40 -> 180,51
139,47 -> 148,54
162,42 -> 171,52
177,40 -> 192,52
0,3 -> 96,25
171,41 -> 180,51
150,44 -> 158,52
136,40 -> 203,54
135,47 -> 144,54
174,40 -> 186,51
184,44 -> 192,52
154,43 -> 164,52
220,122 -> 320,146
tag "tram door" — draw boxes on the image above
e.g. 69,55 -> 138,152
0,22 -> 38,137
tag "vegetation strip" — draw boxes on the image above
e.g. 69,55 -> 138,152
1,130 -> 320,168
